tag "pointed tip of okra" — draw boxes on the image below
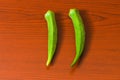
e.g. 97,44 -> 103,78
70,60 -> 76,67
70,63 -> 74,67
45,10 -> 54,19
46,60 -> 51,67
69,8 -> 79,17
70,55 -> 80,67
46,56 -> 53,67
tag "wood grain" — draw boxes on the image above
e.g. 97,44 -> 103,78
0,0 -> 120,80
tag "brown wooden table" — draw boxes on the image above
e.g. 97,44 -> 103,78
0,0 -> 120,80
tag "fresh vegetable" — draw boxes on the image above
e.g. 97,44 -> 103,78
45,10 -> 57,66
69,9 -> 85,67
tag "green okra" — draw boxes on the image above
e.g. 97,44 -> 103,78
45,10 -> 57,66
69,9 -> 85,67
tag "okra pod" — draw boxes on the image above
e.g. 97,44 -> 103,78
45,10 -> 57,66
69,9 -> 85,67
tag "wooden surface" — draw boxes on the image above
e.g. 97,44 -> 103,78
0,0 -> 120,80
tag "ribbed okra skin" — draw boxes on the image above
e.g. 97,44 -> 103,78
45,10 -> 57,66
69,9 -> 85,67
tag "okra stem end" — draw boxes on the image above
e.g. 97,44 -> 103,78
45,10 -> 54,19
69,8 -> 79,17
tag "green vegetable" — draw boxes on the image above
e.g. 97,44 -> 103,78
45,10 -> 57,66
69,9 -> 85,67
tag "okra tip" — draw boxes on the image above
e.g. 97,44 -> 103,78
46,56 -> 53,67
46,60 -> 50,67
70,59 -> 77,67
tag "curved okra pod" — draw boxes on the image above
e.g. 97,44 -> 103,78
69,9 -> 85,67
45,10 -> 57,66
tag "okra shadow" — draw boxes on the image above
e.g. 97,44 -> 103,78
50,12 -> 65,66
71,10 -> 94,71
